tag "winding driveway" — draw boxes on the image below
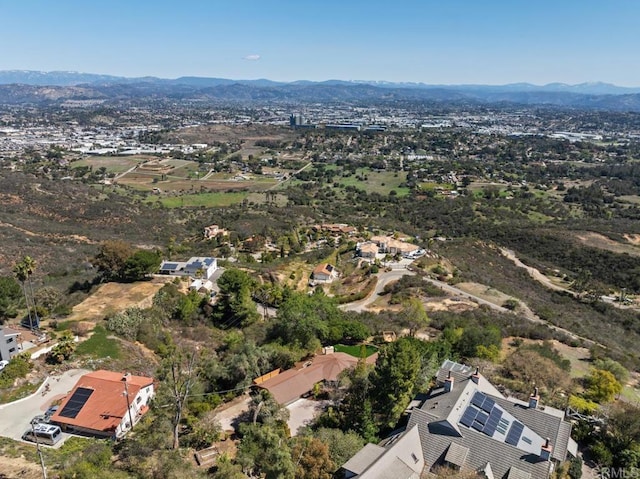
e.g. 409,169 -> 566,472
0,369 -> 89,443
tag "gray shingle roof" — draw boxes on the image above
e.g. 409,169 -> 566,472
405,361 -> 573,479
507,466 -> 531,479
444,442 -> 469,468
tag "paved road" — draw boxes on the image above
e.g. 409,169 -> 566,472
0,369 -> 89,443
340,267 -> 415,313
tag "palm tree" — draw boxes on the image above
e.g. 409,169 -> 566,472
22,256 -> 39,327
12,262 -> 33,330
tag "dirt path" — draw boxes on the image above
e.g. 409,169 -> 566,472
501,248 -> 569,293
0,220 -> 98,244
501,247 -> 633,310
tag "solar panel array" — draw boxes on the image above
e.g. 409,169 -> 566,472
459,392 -> 503,436
505,421 -> 524,446
58,387 -> 94,419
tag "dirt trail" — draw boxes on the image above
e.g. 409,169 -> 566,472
501,248 -> 570,294
0,220 -> 97,244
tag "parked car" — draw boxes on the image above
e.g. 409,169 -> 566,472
0,360 -> 9,371
23,424 -> 62,446
45,405 -> 59,418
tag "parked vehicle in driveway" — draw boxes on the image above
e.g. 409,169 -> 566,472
22,423 -> 62,446
0,360 -> 9,371
45,405 -> 59,418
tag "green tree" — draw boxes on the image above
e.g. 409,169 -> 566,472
237,423 -> 295,479
122,249 -> 162,281
0,276 -> 22,322
213,269 -> 259,328
270,291 -> 338,351
398,297 -> 430,337
290,436 -> 335,479
13,260 -> 34,328
373,338 -> 421,428
585,369 -> 622,404
338,361 -> 378,442
94,240 -> 134,281
312,428 -> 365,467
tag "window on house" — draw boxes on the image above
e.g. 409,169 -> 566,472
6,339 -> 12,344
136,396 -> 142,404
411,453 -> 419,464
8,348 -> 16,353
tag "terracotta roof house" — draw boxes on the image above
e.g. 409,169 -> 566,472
256,352 -> 378,405
50,370 -> 154,438
204,224 -> 229,239
312,263 -> 338,283
357,242 -> 379,259
342,360 -> 577,479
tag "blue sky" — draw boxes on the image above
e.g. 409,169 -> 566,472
1,0 -> 638,85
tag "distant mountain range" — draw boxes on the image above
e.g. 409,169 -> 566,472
2,70 -> 640,110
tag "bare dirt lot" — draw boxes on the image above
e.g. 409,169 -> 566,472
575,231 -> 640,257
0,455 -> 42,479
63,279 -> 169,323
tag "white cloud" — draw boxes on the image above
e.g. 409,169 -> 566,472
243,54 -> 261,61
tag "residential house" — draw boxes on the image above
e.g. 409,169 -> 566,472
357,242 -> 379,260
204,224 -> 228,239
316,224 -> 357,235
50,370 -> 154,438
312,263 -> 338,283
158,257 -> 217,279
0,327 -> 21,361
370,235 -> 419,256
342,425 -> 424,479
342,360 -> 577,478
255,352 -> 378,405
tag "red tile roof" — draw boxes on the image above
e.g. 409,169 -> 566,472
257,352 -> 378,404
50,370 -> 153,433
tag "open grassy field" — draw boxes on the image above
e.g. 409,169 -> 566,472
70,156 -> 148,174
332,168 -> 410,196
149,191 -> 249,208
75,325 -> 121,359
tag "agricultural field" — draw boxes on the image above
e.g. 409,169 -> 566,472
70,155 -> 149,174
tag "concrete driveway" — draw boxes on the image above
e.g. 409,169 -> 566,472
286,398 -> 330,436
0,369 -> 89,443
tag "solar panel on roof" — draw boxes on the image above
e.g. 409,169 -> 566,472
472,420 -> 484,432
483,422 -> 497,436
460,405 -> 479,424
505,421 -> 524,446
460,412 -> 475,427
58,387 -> 93,419
471,392 -> 485,408
476,411 -> 489,425
485,412 -> 501,430
481,396 -> 495,412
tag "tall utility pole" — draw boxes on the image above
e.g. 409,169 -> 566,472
122,373 -> 135,433
30,422 -> 47,479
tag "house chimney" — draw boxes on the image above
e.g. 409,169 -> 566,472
540,437 -> 553,461
444,371 -> 454,393
471,367 -> 480,384
529,387 -> 540,409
